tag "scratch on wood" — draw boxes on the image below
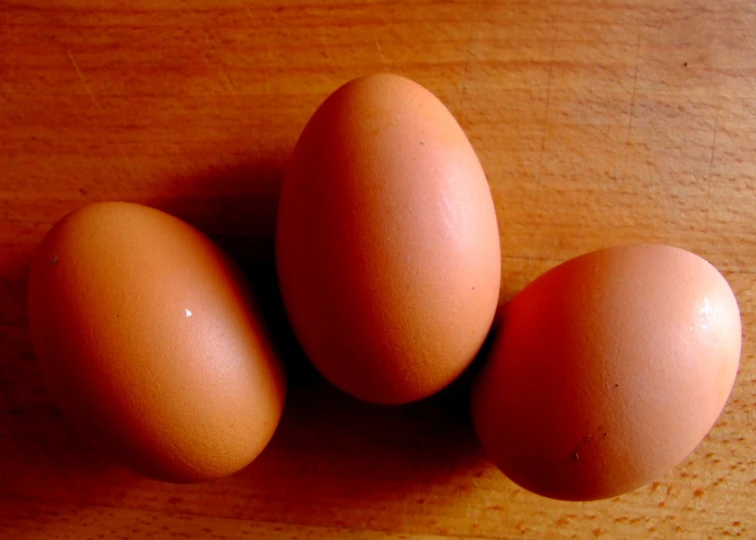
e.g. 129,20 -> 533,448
619,34 -> 642,181
197,29 -> 239,100
67,50 -> 103,113
706,102 -> 722,194
534,39 -> 555,192
180,0 -> 239,99
374,39 -> 387,65
68,52 -> 135,180
0,81 -> 11,104
457,0 -> 482,110
628,33 -> 641,120
180,0 -> 195,13
217,62 -> 239,97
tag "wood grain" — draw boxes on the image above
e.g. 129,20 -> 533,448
1,0 -> 754,538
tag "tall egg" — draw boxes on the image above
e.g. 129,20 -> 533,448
276,74 -> 501,404
28,202 -> 286,483
472,244 -> 742,501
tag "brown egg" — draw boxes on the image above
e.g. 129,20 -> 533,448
276,74 -> 501,404
28,202 -> 286,483
472,244 -> 741,501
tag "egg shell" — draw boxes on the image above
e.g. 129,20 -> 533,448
472,244 -> 741,501
276,73 -> 501,405
27,202 -> 286,483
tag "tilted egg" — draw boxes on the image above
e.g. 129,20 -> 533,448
28,202 -> 286,483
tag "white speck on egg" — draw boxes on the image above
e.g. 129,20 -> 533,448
698,298 -> 711,331
184,309 -> 193,318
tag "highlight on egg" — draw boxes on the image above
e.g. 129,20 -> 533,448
27,202 -> 286,483
276,73 -> 501,405
471,244 -> 741,501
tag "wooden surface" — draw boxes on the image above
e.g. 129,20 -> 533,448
1,0 -> 754,538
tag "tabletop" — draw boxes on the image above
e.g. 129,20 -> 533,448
1,1 -> 754,538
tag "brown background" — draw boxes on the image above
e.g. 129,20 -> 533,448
1,1 -> 754,538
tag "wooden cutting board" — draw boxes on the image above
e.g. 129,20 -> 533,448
1,1 -> 754,538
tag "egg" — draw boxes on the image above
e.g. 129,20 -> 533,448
471,244 -> 741,501
276,73 -> 501,404
27,202 -> 286,483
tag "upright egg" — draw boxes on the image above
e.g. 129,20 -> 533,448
28,202 -> 286,483
276,74 -> 501,404
472,244 -> 741,501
